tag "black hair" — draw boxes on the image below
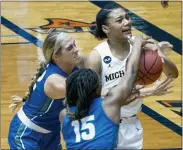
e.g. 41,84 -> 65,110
95,2 -> 124,40
65,69 -> 99,121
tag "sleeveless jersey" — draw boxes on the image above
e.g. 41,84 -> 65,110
62,97 -> 119,149
22,63 -> 78,131
95,40 -> 142,117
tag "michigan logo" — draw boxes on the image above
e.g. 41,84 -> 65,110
157,100 -> 182,116
25,18 -> 96,34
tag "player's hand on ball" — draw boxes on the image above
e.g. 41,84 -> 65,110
158,41 -> 173,55
130,36 -> 157,50
142,38 -> 159,51
134,35 -> 153,45
134,35 -> 144,43
151,76 -> 174,96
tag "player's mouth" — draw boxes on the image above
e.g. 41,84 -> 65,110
73,53 -> 80,59
122,28 -> 131,34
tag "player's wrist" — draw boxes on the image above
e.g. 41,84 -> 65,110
157,49 -> 165,63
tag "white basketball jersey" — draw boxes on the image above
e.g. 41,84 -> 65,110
95,40 -> 142,117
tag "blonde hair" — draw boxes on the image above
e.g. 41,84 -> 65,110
9,31 -> 69,112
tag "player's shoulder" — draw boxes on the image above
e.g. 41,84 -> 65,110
44,74 -> 66,99
94,40 -> 108,50
45,74 -> 66,86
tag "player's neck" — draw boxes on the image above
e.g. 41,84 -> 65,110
107,39 -> 130,55
56,62 -> 74,75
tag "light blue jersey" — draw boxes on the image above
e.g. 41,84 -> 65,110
62,97 -> 119,149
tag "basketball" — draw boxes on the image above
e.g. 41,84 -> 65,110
135,49 -> 163,85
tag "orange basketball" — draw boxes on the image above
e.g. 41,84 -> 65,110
135,49 -> 163,85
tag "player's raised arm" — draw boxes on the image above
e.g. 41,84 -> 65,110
104,36 -> 144,106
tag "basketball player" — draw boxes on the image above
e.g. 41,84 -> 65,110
85,3 -> 178,149
60,36 -> 148,149
8,31 -> 83,150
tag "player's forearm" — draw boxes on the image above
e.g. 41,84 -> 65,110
117,38 -> 143,99
125,38 -> 142,82
140,87 -> 152,93
158,50 -> 178,78
139,87 -> 154,98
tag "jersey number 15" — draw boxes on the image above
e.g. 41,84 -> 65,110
72,115 -> 95,143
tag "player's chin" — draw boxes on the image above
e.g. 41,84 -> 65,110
73,56 -> 81,64
122,32 -> 132,39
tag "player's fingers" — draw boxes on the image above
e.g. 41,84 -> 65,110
158,78 -> 174,89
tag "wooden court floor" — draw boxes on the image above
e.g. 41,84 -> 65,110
1,1 -> 182,149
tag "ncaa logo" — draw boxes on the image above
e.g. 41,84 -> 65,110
103,56 -> 112,64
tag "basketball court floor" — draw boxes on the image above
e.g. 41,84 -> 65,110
1,1 -> 182,149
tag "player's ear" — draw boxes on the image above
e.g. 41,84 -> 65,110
102,25 -> 109,34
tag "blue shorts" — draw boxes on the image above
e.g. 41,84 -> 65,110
8,115 -> 61,150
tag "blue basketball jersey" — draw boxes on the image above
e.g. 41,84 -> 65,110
22,63 -> 78,131
62,97 -> 119,149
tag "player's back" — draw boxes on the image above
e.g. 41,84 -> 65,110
62,97 -> 119,149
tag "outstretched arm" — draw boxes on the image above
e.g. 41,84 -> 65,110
156,41 -> 178,78
131,37 -> 179,78
102,36 -> 145,123
104,36 -> 144,106
139,41 -> 177,98
143,38 -> 178,78
139,76 -> 174,98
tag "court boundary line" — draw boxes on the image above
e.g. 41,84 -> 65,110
1,17 -> 43,48
142,105 -> 182,136
2,42 -> 31,45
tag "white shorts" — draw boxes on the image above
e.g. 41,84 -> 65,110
116,116 -> 143,149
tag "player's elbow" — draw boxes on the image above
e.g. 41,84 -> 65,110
172,71 -> 179,79
166,68 -> 179,79
173,68 -> 179,78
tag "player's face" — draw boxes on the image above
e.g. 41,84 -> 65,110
106,8 -> 132,39
56,37 -> 81,65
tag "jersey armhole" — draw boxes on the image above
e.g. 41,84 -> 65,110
100,99 -> 119,126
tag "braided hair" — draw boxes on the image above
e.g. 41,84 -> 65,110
65,69 -> 99,121
9,31 -> 68,112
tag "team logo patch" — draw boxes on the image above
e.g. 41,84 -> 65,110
103,56 -> 112,64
